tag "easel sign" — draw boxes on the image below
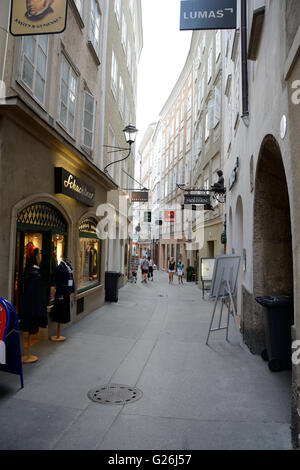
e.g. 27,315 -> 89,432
210,255 -> 241,299
206,255 -> 243,347
200,258 -> 215,299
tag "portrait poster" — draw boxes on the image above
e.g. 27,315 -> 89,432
10,0 -> 68,36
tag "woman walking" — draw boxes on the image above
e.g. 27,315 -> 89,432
168,257 -> 176,284
177,259 -> 184,284
148,257 -> 154,281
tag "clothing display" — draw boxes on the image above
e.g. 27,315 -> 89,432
50,260 -> 74,324
19,266 -> 48,335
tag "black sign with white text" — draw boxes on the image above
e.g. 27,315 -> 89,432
55,167 -> 95,207
184,193 -> 211,206
180,0 -> 237,30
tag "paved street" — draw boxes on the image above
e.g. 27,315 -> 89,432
0,271 -> 292,450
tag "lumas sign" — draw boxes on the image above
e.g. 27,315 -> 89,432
180,0 -> 237,31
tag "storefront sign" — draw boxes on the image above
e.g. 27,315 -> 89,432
10,0 -> 68,36
131,191 -> 149,202
180,0 -> 237,31
184,193 -> 211,205
164,211 -> 176,223
55,167 -> 95,207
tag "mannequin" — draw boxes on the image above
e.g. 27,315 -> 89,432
20,248 -> 48,363
50,258 -> 74,342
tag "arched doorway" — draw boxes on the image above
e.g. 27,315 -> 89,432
14,202 -> 68,313
251,135 -> 294,353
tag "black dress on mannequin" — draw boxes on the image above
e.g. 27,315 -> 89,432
19,250 -> 48,334
51,260 -> 74,324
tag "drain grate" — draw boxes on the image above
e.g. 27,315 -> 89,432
87,384 -> 143,405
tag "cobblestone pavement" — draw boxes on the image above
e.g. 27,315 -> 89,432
0,271 -> 292,450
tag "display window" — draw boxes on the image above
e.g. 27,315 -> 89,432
14,203 -> 68,312
78,218 -> 101,291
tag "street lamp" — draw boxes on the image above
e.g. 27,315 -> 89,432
123,125 -> 138,146
104,124 -> 138,174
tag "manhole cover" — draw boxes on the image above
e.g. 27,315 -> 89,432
87,384 -> 143,405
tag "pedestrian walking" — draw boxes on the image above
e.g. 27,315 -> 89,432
130,255 -> 139,283
140,256 -> 149,283
168,257 -> 176,284
147,257 -> 154,281
177,259 -> 184,284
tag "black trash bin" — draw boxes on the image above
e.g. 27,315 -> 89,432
105,271 -> 121,302
255,296 -> 294,372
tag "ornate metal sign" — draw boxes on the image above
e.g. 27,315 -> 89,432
131,192 -> 149,203
10,0 -> 68,36
184,193 -> 211,205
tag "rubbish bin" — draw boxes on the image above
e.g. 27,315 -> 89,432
105,271 -> 121,302
255,296 -> 294,372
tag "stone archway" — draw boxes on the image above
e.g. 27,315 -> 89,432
250,135 -> 293,353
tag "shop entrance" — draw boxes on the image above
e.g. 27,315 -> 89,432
253,136 -> 294,351
14,203 -> 68,313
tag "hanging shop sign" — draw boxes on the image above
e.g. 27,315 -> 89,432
184,193 -> 211,205
10,0 -> 68,37
55,167 -> 95,207
180,0 -> 237,31
164,211 -> 176,223
131,191 -> 149,203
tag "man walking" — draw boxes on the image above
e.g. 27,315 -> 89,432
140,256 -> 149,283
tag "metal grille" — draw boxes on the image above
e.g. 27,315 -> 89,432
17,203 -> 67,232
87,384 -> 143,405
79,218 -> 97,235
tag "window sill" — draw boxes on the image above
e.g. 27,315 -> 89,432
56,120 -> 76,142
77,281 -> 102,296
16,78 -> 47,113
87,40 -> 101,67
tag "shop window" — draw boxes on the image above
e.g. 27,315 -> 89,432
78,218 -> 101,291
15,203 -> 68,312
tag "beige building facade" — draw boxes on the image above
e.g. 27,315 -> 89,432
0,0 -> 142,341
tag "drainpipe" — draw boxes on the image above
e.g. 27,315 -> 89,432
241,0 -> 249,126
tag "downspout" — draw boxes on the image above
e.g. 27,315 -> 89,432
241,0 -> 249,126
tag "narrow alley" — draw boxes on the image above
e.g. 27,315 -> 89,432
0,271 -> 292,450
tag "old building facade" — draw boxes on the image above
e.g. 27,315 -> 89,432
0,0 -> 143,339
222,0 -> 300,447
